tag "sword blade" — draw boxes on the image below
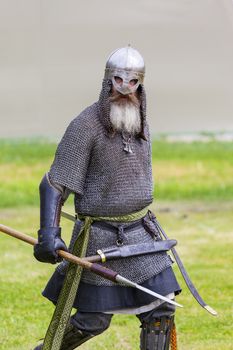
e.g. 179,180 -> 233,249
115,275 -> 183,308
135,285 -> 182,308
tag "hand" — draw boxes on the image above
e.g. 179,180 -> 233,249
34,227 -> 67,264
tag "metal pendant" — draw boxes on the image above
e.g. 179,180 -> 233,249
122,132 -> 133,154
123,139 -> 133,153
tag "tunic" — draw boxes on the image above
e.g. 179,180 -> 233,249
43,99 -> 181,312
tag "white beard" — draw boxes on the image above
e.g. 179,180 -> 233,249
110,102 -> 141,134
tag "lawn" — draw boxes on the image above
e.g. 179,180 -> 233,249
0,139 -> 233,207
0,139 -> 232,349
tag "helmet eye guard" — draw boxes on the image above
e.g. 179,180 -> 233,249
112,75 -> 140,95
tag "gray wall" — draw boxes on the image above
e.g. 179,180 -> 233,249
0,0 -> 233,138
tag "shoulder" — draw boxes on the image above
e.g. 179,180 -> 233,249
69,102 -> 100,131
59,103 -> 100,146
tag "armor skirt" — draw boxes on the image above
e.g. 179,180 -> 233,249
42,214 -> 181,312
43,266 -> 181,312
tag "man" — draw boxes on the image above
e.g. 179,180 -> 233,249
33,46 -> 181,350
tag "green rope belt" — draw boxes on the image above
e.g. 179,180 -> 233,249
42,207 -> 148,350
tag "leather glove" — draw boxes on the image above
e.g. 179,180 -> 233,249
34,227 -> 67,264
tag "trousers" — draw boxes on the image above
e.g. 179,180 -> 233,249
34,301 -> 176,350
70,301 -> 175,336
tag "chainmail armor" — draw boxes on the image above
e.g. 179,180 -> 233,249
50,80 -> 153,216
51,79 -> 173,286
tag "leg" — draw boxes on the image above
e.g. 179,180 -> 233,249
34,311 -> 113,350
137,302 -> 176,350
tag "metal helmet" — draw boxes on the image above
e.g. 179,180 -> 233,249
104,46 -> 145,95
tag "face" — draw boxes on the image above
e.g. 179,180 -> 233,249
109,76 -> 141,134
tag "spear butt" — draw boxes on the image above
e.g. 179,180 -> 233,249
0,224 -> 93,270
0,224 -> 37,246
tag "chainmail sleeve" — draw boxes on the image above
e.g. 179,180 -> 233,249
49,107 -> 95,195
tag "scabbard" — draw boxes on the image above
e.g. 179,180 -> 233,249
91,239 -> 177,262
153,216 -> 217,316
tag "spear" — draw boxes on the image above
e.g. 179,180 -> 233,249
0,223 -> 182,308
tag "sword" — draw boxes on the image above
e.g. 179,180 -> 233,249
0,224 -> 182,308
85,240 -> 177,262
153,216 -> 217,316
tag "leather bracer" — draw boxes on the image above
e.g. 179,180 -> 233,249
34,173 -> 68,264
39,172 -> 64,228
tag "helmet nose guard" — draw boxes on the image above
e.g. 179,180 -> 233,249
104,46 -> 145,95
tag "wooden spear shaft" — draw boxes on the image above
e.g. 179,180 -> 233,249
0,223 -> 104,263
0,223 -> 95,271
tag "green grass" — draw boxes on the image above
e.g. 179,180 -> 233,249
0,139 -> 232,208
0,139 -> 56,208
0,138 -> 232,349
0,203 -> 232,349
152,140 -> 233,201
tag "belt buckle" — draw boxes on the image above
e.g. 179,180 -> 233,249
116,239 -> 124,247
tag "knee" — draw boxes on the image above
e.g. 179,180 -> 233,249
138,302 -> 176,324
71,311 -> 112,336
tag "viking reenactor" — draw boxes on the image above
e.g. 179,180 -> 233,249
33,46 -> 182,350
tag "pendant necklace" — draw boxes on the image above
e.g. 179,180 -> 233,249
122,131 -> 133,154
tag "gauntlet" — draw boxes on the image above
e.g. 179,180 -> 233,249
34,173 -> 68,264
